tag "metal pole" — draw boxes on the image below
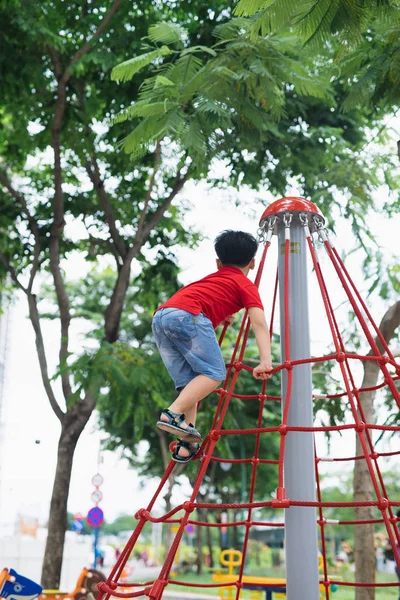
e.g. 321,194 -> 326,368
277,214 -> 320,600
93,526 -> 100,569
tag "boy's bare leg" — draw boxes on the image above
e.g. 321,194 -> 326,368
182,404 -> 198,428
159,374 -> 220,432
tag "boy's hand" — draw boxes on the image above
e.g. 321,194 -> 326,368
223,314 -> 235,326
253,361 -> 273,380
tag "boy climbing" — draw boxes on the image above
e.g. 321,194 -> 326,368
152,230 -> 272,463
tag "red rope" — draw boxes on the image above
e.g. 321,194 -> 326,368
97,219 -> 400,600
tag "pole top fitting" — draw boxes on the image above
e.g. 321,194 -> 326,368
259,196 -> 325,235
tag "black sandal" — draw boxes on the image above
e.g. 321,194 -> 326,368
172,440 -> 201,464
156,409 -> 202,443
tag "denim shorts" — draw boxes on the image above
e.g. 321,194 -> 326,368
152,308 -> 227,389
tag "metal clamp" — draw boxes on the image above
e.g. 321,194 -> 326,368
283,212 -> 292,240
299,212 -> 311,239
257,226 -> 266,244
283,212 -> 293,228
258,216 -> 278,244
312,215 -> 328,242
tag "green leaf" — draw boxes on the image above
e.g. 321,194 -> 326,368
181,45 -> 217,57
148,22 -> 187,45
233,0 -> 274,18
113,100 -> 178,124
154,75 -> 176,88
111,46 -> 173,82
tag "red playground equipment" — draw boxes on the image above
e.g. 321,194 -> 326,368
97,197 -> 400,599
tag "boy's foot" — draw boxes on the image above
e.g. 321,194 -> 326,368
171,440 -> 201,464
157,409 -> 202,443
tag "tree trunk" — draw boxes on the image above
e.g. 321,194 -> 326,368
353,300 -> 400,600
196,511 -> 203,575
354,363 -> 378,600
205,512 -> 214,569
41,399 -> 94,588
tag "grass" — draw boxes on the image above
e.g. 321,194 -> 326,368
165,570 -> 400,599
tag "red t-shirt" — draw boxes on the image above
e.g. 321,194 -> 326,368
157,266 -> 264,328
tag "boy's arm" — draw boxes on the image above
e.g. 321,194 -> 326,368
248,307 -> 273,379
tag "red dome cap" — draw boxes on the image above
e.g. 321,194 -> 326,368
260,196 -> 321,225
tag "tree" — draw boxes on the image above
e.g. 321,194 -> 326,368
232,0 -> 400,48
112,19 -> 400,256
0,0 -> 228,587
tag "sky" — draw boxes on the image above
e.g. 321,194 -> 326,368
0,179 -> 399,532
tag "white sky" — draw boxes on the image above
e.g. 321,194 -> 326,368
0,179 -> 399,531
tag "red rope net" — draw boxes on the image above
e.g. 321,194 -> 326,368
97,202 -> 400,600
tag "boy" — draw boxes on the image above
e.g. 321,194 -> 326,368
152,230 -> 273,463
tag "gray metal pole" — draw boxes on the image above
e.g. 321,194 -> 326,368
277,214 -> 320,600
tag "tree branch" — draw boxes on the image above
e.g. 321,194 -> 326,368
0,254 -> 27,294
373,300 -> 400,354
140,171 -> 189,244
135,141 -> 161,243
0,170 -> 41,292
104,170 -> 190,343
85,157 -> 127,258
61,0 -> 123,85
0,253 -> 64,421
27,294 -> 65,422
49,81 -> 72,401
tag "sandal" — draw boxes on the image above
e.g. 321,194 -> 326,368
156,409 -> 202,443
172,440 -> 202,464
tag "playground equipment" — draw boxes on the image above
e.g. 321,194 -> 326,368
39,569 -> 105,600
0,568 -> 42,600
96,197 -> 400,600
211,549 -> 337,600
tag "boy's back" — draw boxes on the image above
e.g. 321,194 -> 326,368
157,265 -> 263,328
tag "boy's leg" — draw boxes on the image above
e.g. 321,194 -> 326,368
161,378 -> 220,458
155,309 -> 226,445
160,375 -> 220,427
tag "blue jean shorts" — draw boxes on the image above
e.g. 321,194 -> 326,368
152,308 -> 226,389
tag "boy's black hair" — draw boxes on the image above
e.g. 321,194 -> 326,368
214,230 -> 258,267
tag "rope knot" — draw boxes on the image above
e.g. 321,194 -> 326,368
278,424 -> 287,436
233,361 -> 243,371
378,355 -> 388,365
283,360 -> 293,371
355,421 -> 365,433
336,352 -> 346,363
370,451 -> 379,460
209,430 -> 220,441
183,501 -> 195,514
135,508 -> 150,520
378,498 -> 389,511
244,521 -> 252,529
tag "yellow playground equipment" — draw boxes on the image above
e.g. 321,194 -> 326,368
211,549 -> 337,600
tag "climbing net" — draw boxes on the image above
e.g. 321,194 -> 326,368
97,201 -> 400,600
